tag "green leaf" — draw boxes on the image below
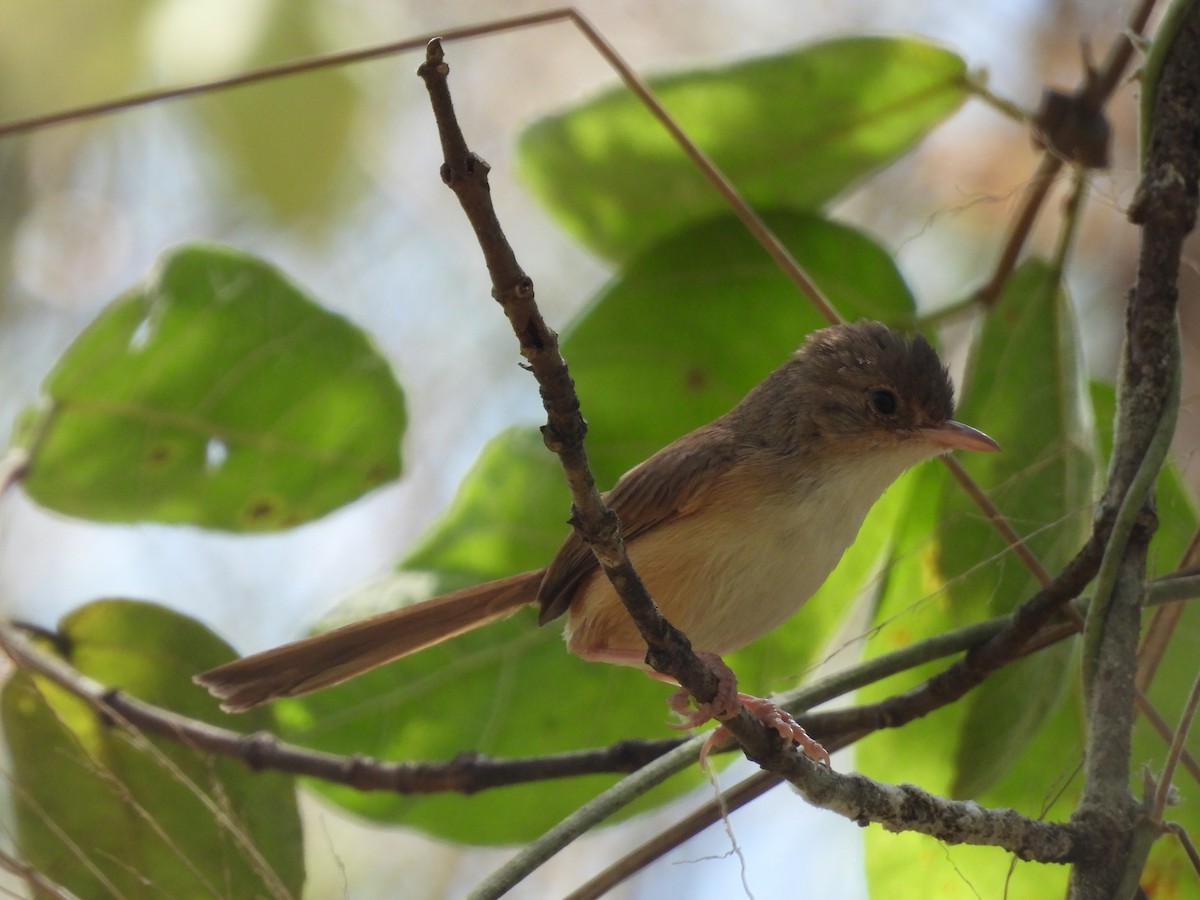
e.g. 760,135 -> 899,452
859,459 -> 1079,899
864,684 -> 1081,899
859,462 -> 967,780
194,1 -> 361,221
518,37 -> 967,260
859,334 -> 1200,897
938,259 -> 1094,797
277,582 -> 676,845
2,600 -> 304,898
404,427 -> 570,580
858,259 -> 1095,892
0,2 -> 151,119
283,212 -> 920,840
15,244 -> 405,531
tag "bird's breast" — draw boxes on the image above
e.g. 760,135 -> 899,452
565,452 -> 909,664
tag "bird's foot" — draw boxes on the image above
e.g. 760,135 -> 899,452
667,652 -> 742,726
668,652 -> 830,768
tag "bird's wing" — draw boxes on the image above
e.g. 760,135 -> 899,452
536,421 -> 744,624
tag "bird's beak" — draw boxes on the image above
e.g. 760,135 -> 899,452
924,420 -> 1000,453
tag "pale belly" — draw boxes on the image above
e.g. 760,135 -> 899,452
563,453 -> 914,666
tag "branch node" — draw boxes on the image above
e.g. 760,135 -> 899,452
1033,87 -> 1111,168
243,731 -> 274,770
417,37 -> 446,74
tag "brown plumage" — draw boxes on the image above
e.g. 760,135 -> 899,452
197,320 -> 997,713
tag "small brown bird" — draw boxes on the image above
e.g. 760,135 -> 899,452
197,321 -> 997,758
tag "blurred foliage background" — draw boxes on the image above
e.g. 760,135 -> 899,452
0,1 -> 1190,897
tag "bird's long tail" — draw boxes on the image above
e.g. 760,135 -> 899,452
195,570 -> 542,712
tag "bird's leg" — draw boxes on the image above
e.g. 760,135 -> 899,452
665,652 -> 741,724
667,652 -> 831,768
577,645 -> 830,767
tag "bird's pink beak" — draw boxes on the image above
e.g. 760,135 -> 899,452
924,420 -> 1000,453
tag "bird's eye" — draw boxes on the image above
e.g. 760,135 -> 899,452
868,388 -> 898,416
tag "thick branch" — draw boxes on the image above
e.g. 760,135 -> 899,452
800,769 -> 1079,860
1067,1 -> 1200,895
808,532 -> 1106,737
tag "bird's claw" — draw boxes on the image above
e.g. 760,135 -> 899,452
667,653 -> 830,769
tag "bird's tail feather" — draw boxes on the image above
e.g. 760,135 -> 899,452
195,570 -> 541,712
